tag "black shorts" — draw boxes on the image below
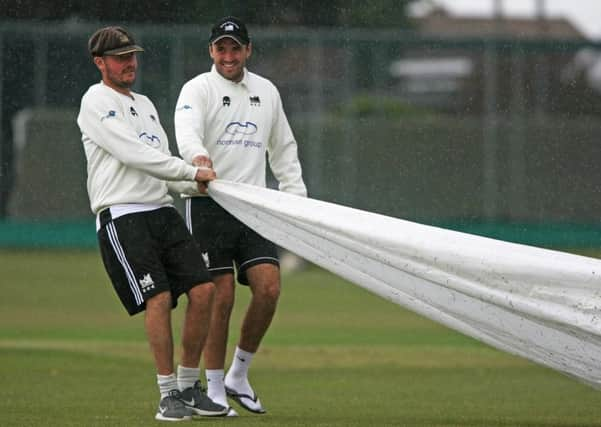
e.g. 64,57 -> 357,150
185,197 -> 279,285
97,206 -> 212,316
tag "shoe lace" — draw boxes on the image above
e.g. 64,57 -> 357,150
168,389 -> 184,399
192,380 -> 208,394
166,389 -> 186,408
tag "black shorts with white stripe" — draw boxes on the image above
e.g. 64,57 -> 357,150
186,197 -> 279,286
97,206 -> 212,315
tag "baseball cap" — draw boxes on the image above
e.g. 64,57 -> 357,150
88,26 -> 144,57
209,16 -> 250,45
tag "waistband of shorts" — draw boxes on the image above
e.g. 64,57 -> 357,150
97,204 -> 171,230
190,196 -> 216,204
98,208 -> 113,229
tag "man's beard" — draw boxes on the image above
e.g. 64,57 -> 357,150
108,70 -> 135,88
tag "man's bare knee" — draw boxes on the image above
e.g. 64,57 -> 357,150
247,265 -> 280,299
146,290 -> 172,311
262,281 -> 281,302
249,279 -> 280,306
188,281 -> 215,304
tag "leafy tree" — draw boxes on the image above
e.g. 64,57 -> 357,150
0,0 -> 417,28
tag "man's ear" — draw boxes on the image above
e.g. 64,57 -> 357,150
93,56 -> 104,71
208,44 -> 215,60
246,42 -> 252,60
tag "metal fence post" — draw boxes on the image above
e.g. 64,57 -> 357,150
483,41 -> 499,220
509,45 -> 528,218
0,31 -> 5,217
33,33 -> 48,106
307,32 -> 324,194
344,37 -> 358,206
169,34 -> 184,113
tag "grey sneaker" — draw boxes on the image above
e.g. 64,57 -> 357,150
180,380 -> 228,417
155,389 -> 193,422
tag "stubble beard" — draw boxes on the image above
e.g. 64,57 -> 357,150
218,63 -> 244,83
108,69 -> 135,89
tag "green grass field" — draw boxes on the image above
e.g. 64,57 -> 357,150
2,249 -> 601,426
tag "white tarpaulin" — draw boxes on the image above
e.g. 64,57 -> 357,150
208,180 -> 601,389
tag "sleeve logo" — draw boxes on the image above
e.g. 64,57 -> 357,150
101,110 -> 117,121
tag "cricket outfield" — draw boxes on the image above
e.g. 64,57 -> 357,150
1,249 -> 600,426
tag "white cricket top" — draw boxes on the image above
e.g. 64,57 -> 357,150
77,81 -> 199,215
174,65 -> 307,197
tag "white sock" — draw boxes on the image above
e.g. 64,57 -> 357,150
228,346 -> 254,379
157,373 -> 178,399
177,365 -> 200,391
225,347 -> 255,395
205,369 -> 227,406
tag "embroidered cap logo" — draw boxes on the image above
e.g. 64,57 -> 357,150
221,21 -> 239,32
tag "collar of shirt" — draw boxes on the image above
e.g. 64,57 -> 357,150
210,64 -> 250,89
100,80 -> 136,100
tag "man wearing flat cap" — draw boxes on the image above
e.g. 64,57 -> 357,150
77,26 -> 228,422
174,16 -> 307,416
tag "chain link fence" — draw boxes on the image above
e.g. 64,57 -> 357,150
2,21 -> 601,246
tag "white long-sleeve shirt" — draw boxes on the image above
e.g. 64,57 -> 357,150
77,81 -> 198,215
174,65 -> 307,197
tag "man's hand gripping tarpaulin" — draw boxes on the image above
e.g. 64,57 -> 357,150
208,180 -> 601,389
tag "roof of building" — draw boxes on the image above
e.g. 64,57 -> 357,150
417,8 -> 584,40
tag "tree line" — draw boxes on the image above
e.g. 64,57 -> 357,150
1,0 -> 416,28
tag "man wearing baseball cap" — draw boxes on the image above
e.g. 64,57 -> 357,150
78,26 -> 228,421
88,26 -> 145,56
174,16 -> 307,416
209,16 -> 250,46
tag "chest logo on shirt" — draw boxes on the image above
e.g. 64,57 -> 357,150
130,106 -> 138,117
223,96 -> 231,106
225,121 -> 258,136
139,132 -> 161,148
249,96 -> 260,106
